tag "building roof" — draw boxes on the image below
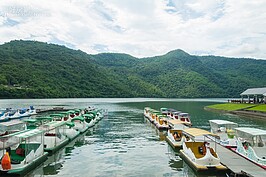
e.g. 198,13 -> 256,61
240,87 -> 266,96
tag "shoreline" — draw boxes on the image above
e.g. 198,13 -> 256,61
204,107 -> 266,120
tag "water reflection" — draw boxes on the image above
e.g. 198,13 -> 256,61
167,145 -> 183,171
43,150 -> 64,175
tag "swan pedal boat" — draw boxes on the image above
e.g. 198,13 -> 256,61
209,119 -> 238,148
180,128 -> 227,172
231,127 -> 266,169
165,119 -> 191,149
41,121 -> 69,154
0,129 -> 48,175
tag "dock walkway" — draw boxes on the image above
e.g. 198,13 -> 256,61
216,144 -> 266,177
36,107 -> 69,113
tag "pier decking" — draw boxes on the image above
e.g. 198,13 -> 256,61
36,107 -> 69,113
216,144 -> 266,177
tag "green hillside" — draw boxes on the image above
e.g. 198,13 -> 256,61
0,40 -> 265,98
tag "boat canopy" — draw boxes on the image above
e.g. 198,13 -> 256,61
23,119 -> 38,123
158,114 -> 167,118
209,119 -> 238,125
87,111 -> 97,116
0,120 -> 26,134
235,127 -> 266,147
179,113 -> 189,116
173,111 -> 182,115
209,119 -> 238,131
66,122 -> 75,128
167,108 -> 177,113
0,120 -> 25,128
182,128 -> 218,138
83,114 -> 94,119
235,127 -> 266,136
67,110 -> 75,114
1,130 -> 29,139
14,129 -> 43,139
168,120 -> 190,129
169,119 -> 191,126
160,108 -> 168,111
43,121 -> 66,128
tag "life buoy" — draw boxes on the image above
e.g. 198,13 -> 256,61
1,152 -> 11,170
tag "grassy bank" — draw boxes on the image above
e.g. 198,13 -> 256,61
247,104 -> 266,112
206,103 -> 256,111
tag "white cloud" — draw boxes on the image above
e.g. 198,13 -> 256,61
0,0 -> 266,59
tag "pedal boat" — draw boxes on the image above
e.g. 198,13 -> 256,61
0,129 -> 48,175
165,120 -> 191,149
209,119 -> 238,148
71,116 -> 88,133
41,121 -> 69,154
155,114 -> 169,130
49,114 -> 80,140
232,127 -> 266,169
82,114 -> 96,128
180,128 -> 227,172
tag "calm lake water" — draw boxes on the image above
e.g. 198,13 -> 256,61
0,98 -> 265,177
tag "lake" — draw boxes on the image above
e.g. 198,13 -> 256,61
0,98 -> 265,177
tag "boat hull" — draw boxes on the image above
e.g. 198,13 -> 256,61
44,139 -> 69,155
180,150 -> 227,172
231,147 -> 266,170
165,136 -> 182,150
0,152 -> 48,175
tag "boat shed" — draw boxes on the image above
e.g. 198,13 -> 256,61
240,87 -> 266,103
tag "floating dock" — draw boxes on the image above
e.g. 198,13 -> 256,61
215,144 -> 266,177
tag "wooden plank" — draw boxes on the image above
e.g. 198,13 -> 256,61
216,144 -> 266,177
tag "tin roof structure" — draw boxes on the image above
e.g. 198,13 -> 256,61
240,87 -> 266,96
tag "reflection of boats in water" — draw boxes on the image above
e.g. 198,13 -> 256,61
167,144 -> 183,171
43,149 -> 64,175
43,134 -> 85,175
155,128 -> 167,141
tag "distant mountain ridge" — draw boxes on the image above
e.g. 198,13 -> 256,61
0,40 -> 265,98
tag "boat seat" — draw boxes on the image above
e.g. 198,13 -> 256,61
10,150 -> 25,163
9,143 -> 41,163
15,148 -> 25,156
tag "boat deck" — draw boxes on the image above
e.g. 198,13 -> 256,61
179,149 -> 227,172
216,144 -> 266,177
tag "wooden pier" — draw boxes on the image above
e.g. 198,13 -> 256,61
36,107 -> 69,113
215,144 -> 266,177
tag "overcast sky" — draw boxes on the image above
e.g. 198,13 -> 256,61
0,0 -> 266,59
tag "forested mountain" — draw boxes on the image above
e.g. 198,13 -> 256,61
0,40 -> 265,98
